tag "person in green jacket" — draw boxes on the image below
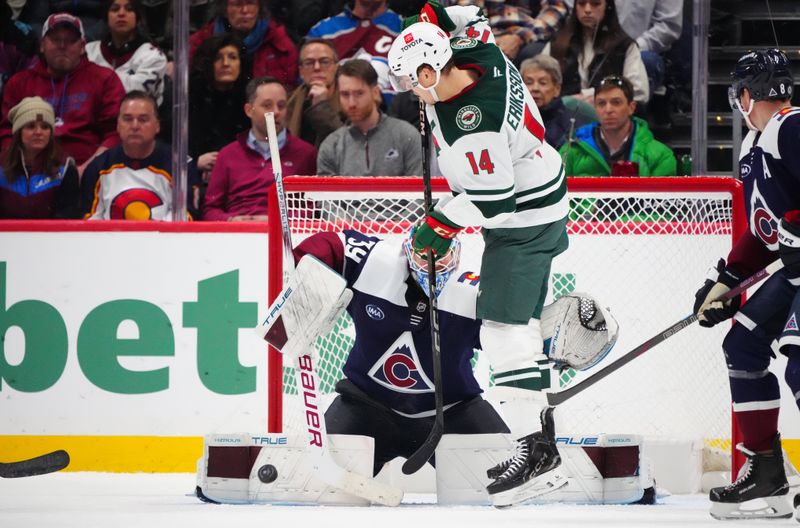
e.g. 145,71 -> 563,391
559,75 -> 676,220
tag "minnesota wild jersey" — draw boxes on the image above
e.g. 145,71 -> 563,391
428,38 -> 567,229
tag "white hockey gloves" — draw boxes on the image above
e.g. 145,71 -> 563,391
256,255 -> 353,358
541,293 -> 619,370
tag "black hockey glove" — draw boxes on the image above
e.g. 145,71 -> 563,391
693,258 -> 742,328
779,210 -> 800,283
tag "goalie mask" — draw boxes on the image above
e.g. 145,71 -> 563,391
402,231 -> 461,298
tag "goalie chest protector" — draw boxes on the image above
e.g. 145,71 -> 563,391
338,230 -> 483,417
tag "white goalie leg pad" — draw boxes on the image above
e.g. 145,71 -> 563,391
434,434 -> 515,505
527,434 -> 648,505
255,255 -> 353,358
196,433 -> 379,505
540,293 -> 619,370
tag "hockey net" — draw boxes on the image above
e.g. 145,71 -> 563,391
266,176 -> 745,468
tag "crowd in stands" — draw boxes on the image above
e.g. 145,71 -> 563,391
0,0 -> 687,221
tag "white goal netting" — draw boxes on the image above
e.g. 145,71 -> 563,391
267,176 -> 745,460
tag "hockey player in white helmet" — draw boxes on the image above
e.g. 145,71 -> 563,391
693,48 -> 800,521
388,1 -> 569,507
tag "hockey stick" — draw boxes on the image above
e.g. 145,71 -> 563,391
401,100 -> 444,475
547,258 -> 785,406
264,113 -> 402,506
0,450 -> 70,478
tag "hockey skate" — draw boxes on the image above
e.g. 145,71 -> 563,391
709,435 -> 791,520
486,407 -> 568,507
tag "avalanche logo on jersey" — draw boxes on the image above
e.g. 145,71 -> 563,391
368,332 -> 434,393
785,313 -> 799,332
750,185 -> 780,249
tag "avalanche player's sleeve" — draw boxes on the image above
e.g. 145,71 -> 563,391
435,131 -> 516,228
777,112 -> 800,181
293,232 -> 347,273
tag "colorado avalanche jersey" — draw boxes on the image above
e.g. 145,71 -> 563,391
295,230 -> 483,417
737,107 -> 800,260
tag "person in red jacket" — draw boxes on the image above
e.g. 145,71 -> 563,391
0,13 -> 126,175
202,76 -> 317,221
188,0 -> 298,91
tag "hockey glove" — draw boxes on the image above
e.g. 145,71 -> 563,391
779,210 -> 800,284
412,211 -> 463,258
402,1 -> 457,31
693,258 -> 742,328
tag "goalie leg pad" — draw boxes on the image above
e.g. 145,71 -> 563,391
434,434 -> 515,505
526,434 -> 648,505
196,433 -> 378,505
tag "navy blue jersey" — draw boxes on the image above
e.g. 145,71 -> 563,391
295,230 -> 483,417
739,108 -> 800,253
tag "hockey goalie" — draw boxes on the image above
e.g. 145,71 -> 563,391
195,229 -> 654,507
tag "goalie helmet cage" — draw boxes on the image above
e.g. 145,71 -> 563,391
267,176 -> 747,477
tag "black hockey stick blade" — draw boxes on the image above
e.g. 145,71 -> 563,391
0,450 -> 70,478
547,259 -> 784,406
402,419 -> 443,475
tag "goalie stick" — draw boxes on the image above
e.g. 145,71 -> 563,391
546,258 -> 784,406
264,113 -> 403,506
0,450 -> 69,478
401,101 -> 444,476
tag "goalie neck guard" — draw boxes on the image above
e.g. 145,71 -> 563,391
403,231 -> 461,298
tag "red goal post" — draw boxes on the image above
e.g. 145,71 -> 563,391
266,176 -> 747,470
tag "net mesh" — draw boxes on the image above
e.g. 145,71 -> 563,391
271,179 -> 738,459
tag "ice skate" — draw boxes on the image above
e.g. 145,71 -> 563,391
709,435 -> 791,520
487,407 -> 568,507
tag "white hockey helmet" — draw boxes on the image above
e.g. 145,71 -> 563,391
388,22 -> 452,96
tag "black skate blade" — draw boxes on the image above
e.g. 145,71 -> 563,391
0,450 -> 70,478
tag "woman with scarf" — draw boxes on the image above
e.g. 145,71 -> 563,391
189,0 -> 297,90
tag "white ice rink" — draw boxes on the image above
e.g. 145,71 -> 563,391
2,472 -> 797,528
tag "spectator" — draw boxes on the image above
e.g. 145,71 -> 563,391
544,0 -> 649,104
203,76 -> 317,222
80,91 -> 176,219
0,97 -> 79,219
189,0 -> 298,90
274,0 -> 344,39
24,1 -> 109,42
307,0 -> 402,105
286,38 -> 343,149
189,33 -> 250,181
86,0 -> 168,106
318,59 -> 422,177
447,0 -> 569,64
0,13 -> 126,174
521,55 -> 592,150
0,2 -> 37,103
615,0 -> 682,98
559,75 -> 674,177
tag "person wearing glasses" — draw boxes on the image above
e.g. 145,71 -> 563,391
559,75 -> 674,178
286,38 -> 344,149
188,0 -> 298,90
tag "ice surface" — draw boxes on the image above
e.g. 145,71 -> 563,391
0,472 -> 789,528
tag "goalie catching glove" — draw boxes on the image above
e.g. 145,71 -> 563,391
540,293 -> 619,370
412,210 -> 463,258
779,210 -> 800,285
693,258 -> 742,328
255,255 -> 353,358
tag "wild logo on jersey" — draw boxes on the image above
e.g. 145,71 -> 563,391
368,332 -> 434,393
